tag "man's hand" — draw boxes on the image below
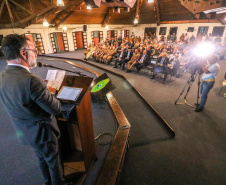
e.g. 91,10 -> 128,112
160,64 -> 163,66
47,86 -> 56,95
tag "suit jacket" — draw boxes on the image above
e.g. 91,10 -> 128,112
0,65 -> 61,147
125,51 -> 133,60
138,54 -> 150,66
118,51 -> 127,60
157,56 -> 170,66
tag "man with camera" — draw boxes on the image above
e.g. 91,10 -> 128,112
196,55 -> 220,112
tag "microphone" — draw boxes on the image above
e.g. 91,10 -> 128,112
36,62 -> 88,77
37,62 -> 52,67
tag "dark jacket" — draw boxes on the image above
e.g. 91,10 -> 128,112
0,65 -> 61,147
125,51 -> 133,60
118,51 -> 127,59
138,54 -> 150,66
157,56 -> 170,66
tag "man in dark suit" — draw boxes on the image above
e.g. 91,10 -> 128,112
151,53 -> 170,83
0,34 -> 65,185
134,50 -> 150,72
113,47 -> 127,68
121,47 -> 133,70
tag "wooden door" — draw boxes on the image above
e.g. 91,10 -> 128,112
75,32 -> 84,49
25,34 -> 35,45
110,30 -> 115,39
94,38 -> 99,46
56,32 -> 64,51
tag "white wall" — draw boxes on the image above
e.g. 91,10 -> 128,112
0,22 -> 225,54
130,23 -> 226,41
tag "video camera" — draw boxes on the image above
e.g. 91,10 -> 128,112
188,57 -> 204,76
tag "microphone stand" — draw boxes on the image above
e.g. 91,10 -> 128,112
44,65 -> 88,77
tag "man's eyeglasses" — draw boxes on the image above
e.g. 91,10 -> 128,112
23,49 -> 38,55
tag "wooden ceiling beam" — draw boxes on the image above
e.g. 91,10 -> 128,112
54,2 -> 85,28
154,0 -> 160,26
216,15 -> 225,25
38,0 -> 48,8
102,8 -> 114,27
5,0 -> 14,23
0,4 -> 57,28
48,0 -> 80,24
0,0 -> 6,19
134,0 -> 143,25
9,0 -> 33,15
160,20 -> 218,24
29,0 -> 34,14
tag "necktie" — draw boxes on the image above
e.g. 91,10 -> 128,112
160,58 -> 164,64
127,52 -> 130,58
140,55 -> 145,63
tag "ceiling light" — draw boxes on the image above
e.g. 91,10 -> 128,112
224,17 -> 226,20
43,18 -> 49,27
148,0 -> 154,3
134,19 -> 138,24
57,0 -> 65,7
105,25 -> 109,29
62,26 -> 67,31
87,5 -> 91,9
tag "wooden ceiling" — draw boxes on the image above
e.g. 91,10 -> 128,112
0,0 -> 222,29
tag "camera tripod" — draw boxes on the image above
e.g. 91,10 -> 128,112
175,71 -> 202,110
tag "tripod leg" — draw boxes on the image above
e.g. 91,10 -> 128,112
175,76 -> 193,104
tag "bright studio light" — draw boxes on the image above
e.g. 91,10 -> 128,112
57,0 -> 65,6
62,26 -> 67,31
43,18 -> 49,27
148,0 -> 154,3
193,42 -> 215,58
87,5 -> 91,9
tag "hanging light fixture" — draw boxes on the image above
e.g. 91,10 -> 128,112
148,0 -> 154,3
134,19 -> 138,24
43,18 -> 49,27
62,26 -> 67,31
87,5 -> 91,9
57,0 -> 65,7
105,25 -> 109,29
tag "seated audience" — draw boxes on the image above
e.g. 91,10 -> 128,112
113,47 -> 127,68
134,50 -> 150,72
126,49 -> 140,73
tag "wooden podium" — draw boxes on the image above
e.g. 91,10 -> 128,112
57,75 -> 96,178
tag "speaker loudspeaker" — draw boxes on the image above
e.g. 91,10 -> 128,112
83,25 -> 87,31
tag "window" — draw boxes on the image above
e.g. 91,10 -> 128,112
145,27 -> 157,36
187,27 -> 194,32
197,26 -> 209,36
170,27 -> 178,35
212,26 -> 225,37
159,27 -> 167,35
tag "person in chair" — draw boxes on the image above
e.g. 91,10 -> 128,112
113,47 -> 127,68
151,53 -> 169,83
134,50 -> 150,72
0,34 -> 66,185
121,47 -> 133,70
